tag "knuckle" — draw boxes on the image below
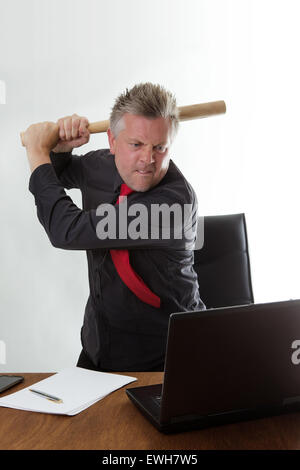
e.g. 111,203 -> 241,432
72,116 -> 80,127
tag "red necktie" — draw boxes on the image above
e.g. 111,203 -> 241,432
110,183 -> 161,308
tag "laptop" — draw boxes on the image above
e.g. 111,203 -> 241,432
126,299 -> 300,433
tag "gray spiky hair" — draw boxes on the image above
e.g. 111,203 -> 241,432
109,82 -> 179,140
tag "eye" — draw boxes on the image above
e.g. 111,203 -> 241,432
130,143 -> 141,148
155,145 -> 167,153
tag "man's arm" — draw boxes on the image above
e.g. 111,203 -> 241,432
29,163 -> 196,251
49,150 -> 86,190
23,117 -> 196,251
49,114 -> 90,189
23,113 -> 90,189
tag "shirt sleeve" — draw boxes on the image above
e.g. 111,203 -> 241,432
49,151 -> 84,190
29,163 -> 197,251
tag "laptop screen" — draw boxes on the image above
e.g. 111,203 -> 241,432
160,299 -> 300,424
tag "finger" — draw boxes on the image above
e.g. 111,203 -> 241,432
71,114 -> 80,139
79,117 -> 90,137
57,117 -> 68,140
64,117 -> 73,141
57,116 -> 72,140
68,135 -> 89,147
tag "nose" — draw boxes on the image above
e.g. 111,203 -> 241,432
140,145 -> 155,165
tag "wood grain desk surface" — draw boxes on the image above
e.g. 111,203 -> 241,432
1,372 -> 300,450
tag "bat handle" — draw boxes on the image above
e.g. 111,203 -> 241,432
19,121 -> 105,146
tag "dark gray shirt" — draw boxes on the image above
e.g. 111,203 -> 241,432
29,149 -> 205,371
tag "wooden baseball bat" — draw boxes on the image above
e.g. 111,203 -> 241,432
20,100 -> 226,146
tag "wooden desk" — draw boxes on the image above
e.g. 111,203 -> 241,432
1,373 -> 300,450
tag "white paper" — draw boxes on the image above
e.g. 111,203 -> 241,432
0,367 -> 136,415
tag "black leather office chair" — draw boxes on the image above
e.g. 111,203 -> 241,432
193,213 -> 254,309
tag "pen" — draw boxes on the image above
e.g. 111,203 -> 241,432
29,388 -> 63,404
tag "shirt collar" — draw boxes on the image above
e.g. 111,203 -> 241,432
112,158 -> 124,193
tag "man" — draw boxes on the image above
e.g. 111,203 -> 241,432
23,82 -> 205,372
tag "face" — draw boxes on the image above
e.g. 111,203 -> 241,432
107,113 -> 172,192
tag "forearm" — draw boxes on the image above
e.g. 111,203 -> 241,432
22,116 -> 89,189
26,148 -> 51,173
22,121 -> 59,172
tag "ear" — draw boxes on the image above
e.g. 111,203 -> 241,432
107,128 -> 116,155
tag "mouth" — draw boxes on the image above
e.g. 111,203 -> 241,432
136,169 -> 153,176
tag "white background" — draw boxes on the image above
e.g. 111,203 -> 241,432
0,0 -> 299,372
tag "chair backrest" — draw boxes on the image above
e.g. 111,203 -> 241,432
193,213 -> 254,309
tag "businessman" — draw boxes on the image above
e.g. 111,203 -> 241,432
23,82 -> 205,372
